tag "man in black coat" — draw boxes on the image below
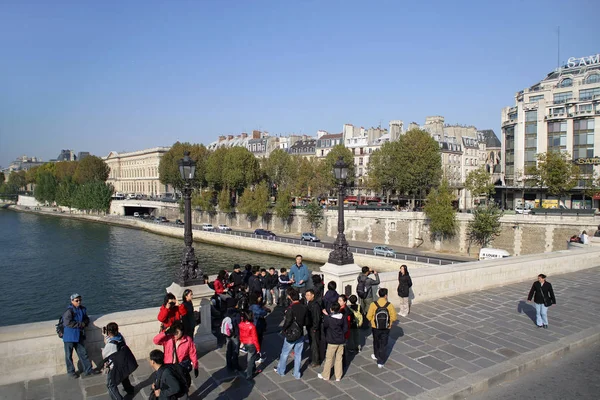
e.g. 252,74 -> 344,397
305,289 -> 322,367
229,264 -> 244,295
102,322 -> 137,400
274,288 -> 309,379
247,265 -> 263,297
149,350 -> 187,400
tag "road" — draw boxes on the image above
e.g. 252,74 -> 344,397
467,340 -> 600,400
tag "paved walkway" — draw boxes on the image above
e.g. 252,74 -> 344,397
3,267 -> 600,400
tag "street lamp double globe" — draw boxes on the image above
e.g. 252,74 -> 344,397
177,151 -> 202,285
328,157 -> 354,266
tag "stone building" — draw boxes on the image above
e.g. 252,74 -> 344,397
104,147 -> 172,197
315,131 -> 343,158
288,137 -> 316,158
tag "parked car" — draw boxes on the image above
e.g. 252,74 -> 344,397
154,216 -> 163,223
202,223 -> 215,231
175,219 -> 184,225
218,224 -> 232,231
515,206 -> 531,214
300,232 -> 320,242
133,212 -> 140,218
254,229 -> 276,238
373,245 -> 395,257
142,213 -> 150,219
159,216 -> 168,223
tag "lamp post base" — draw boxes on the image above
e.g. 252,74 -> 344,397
178,245 -> 204,286
320,262 -> 362,297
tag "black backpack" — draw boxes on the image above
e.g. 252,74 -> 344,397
374,302 -> 390,330
356,278 -> 368,299
158,364 -> 190,399
55,316 -> 64,338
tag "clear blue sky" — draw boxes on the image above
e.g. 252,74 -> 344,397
0,0 -> 597,167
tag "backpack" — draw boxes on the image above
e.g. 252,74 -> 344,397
283,311 -> 302,343
220,316 -> 233,337
374,301 -> 390,330
163,363 -> 190,398
356,278 -> 368,299
350,306 -> 363,328
55,316 -> 64,338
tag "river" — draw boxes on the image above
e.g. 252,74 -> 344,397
0,209 -> 318,326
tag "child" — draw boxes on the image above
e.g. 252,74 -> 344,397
259,268 -> 268,301
266,267 -> 279,306
249,293 -> 270,364
238,310 -> 261,381
318,302 -> 347,382
347,295 -> 363,353
278,268 -> 291,307
323,281 -> 340,314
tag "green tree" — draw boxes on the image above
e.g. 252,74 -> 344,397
73,156 -> 109,184
7,171 -> 27,192
159,142 -> 209,191
205,147 -> 229,191
54,161 -> 79,183
55,178 -> 78,212
34,171 -> 57,204
304,200 -> 324,233
397,128 -> 442,204
217,188 -> 234,214
467,203 -> 503,248
238,181 -> 270,225
527,151 -> 579,207
424,179 -> 457,241
367,141 -> 402,203
73,181 -> 113,214
274,189 -> 293,229
192,190 -> 216,214
0,172 -> 4,183
264,149 -> 297,192
222,147 -> 260,202
324,145 -> 355,187
465,167 -> 495,206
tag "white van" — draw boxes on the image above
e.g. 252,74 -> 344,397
478,248 -> 510,261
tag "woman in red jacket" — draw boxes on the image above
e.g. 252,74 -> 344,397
213,270 -> 232,296
157,293 -> 187,332
238,310 -> 260,380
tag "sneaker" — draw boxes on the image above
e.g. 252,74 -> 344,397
371,354 -> 377,361
256,357 -> 266,365
68,373 -> 79,379
336,379 -> 341,382
317,373 -> 324,380
378,364 -> 384,369
240,347 -> 247,354
309,363 -> 320,368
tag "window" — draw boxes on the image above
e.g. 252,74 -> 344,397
558,78 -> 573,88
585,74 -> 600,84
547,121 -> 567,151
529,95 -> 544,102
553,92 -> 572,104
574,119 -> 595,174
579,104 -> 593,112
580,88 -> 600,101
508,112 -> 518,120
551,107 -> 565,115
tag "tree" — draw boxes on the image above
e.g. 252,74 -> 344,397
34,171 -> 57,204
263,149 -> 296,192
397,129 -> 442,204
467,203 -> 503,248
54,161 -> 79,183
304,200 -> 324,233
192,190 -> 216,214
159,142 -> 209,191
424,179 -> 457,241
74,156 -> 109,184
217,188 -> 234,214
7,171 -> 27,192
527,151 -> 579,207
580,171 -> 599,209
222,147 -> 261,201
55,178 -> 78,212
205,147 -> 229,191
324,145 -> 355,187
0,172 -> 4,183
274,189 -> 293,229
73,181 -> 113,214
367,141 -> 402,203
465,167 -> 495,206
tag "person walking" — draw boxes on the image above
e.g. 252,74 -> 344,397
102,322 -> 137,400
238,310 -> 261,381
366,288 -> 397,368
157,293 -> 188,332
527,274 -> 556,328
305,289 -> 322,367
397,265 -> 412,317
356,267 -> 380,313
153,321 -> 199,381
274,288 -> 309,379
181,289 -> 196,338
289,255 -> 310,299
317,302 -> 347,381
62,293 -> 99,378
222,298 -> 242,371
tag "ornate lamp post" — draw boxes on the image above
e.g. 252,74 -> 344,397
178,151 -> 202,285
328,157 -> 355,266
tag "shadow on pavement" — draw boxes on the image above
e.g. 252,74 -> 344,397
517,300 -> 537,324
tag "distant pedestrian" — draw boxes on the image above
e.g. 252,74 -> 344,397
289,255 -> 310,299
157,293 -> 188,332
213,270 -> 232,302
278,268 -> 291,307
323,281 -> 339,313
265,267 -> 279,306
367,288 -> 397,368
181,289 -> 196,338
305,289 -> 323,367
527,274 -> 556,329
356,266 -> 380,313
102,322 -> 137,400
318,302 -> 347,382
397,265 -> 412,317
62,293 -> 99,378
153,321 -> 199,381
275,288 -> 309,379
222,298 -> 242,371
239,310 -> 261,381
580,231 -> 589,244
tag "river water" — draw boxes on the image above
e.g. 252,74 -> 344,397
0,210 -> 317,326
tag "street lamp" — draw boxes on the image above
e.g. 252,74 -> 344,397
178,151 -> 202,285
328,157 -> 354,265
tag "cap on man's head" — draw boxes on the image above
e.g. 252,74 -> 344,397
70,293 -> 81,301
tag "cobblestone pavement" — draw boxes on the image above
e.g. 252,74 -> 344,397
3,267 -> 600,400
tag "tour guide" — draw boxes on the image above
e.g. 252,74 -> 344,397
62,293 -> 100,378
289,255 -> 309,297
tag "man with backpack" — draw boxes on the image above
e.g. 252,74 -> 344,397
366,288 -> 397,369
61,293 -> 99,378
102,322 -> 138,400
149,349 -> 190,400
221,298 -> 242,371
356,267 -> 380,314
274,288 -> 309,379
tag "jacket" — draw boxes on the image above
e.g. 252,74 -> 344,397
278,274 -> 291,289
397,272 -> 413,298
265,273 -> 279,290
340,305 -> 352,340
157,304 -> 188,330
213,279 -> 226,295
323,313 -> 348,345
102,334 -> 138,385
62,305 -> 89,343
282,301 -> 309,335
528,281 -> 556,305
366,297 -> 398,329
249,303 -> 268,332
229,270 -> 244,292
313,281 -> 325,304
155,365 -> 183,400
357,273 -> 381,300
225,308 -> 241,338
323,290 -> 339,313
181,300 -> 196,338
289,263 -> 309,288
248,275 -> 262,296
306,299 -> 322,332
238,321 -> 260,352
153,332 -> 198,369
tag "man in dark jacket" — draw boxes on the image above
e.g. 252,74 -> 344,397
265,267 -> 279,306
247,266 -> 262,297
305,289 -> 322,367
357,267 -> 380,312
318,302 -> 348,381
62,293 -> 99,378
274,288 -> 309,379
149,350 -> 186,400
102,322 -> 137,400
229,264 -> 244,295
223,298 -> 242,371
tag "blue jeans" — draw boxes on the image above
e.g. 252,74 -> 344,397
64,341 -> 93,375
535,303 -> 548,326
267,288 -> 279,306
276,335 -> 304,379
225,336 -> 240,370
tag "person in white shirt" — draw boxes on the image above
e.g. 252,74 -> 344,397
580,231 -> 589,244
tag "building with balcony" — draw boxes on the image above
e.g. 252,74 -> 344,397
501,52 -> 600,209
104,147 -> 172,197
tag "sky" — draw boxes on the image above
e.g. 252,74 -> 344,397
0,0 -> 598,167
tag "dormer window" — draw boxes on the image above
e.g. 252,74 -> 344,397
558,78 -> 573,88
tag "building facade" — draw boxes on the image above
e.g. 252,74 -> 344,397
501,53 -> 600,208
104,147 -> 172,197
